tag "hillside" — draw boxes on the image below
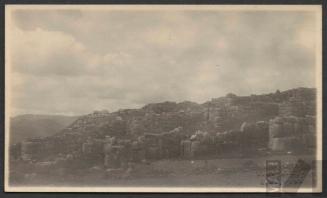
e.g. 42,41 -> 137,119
9,87 -> 317,186
10,114 -> 79,144
60,87 -> 315,138
10,87 -> 316,161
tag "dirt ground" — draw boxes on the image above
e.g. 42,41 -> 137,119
9,153 -> 317,190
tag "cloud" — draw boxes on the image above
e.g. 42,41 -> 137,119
10,26 -> 93,76
8,8 -> 319,115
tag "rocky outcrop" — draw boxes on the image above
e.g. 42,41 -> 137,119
13,87 -> 317,165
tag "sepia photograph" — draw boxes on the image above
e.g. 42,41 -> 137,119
4,5 -> 322,192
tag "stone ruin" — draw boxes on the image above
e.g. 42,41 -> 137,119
268,90 -> 316,152
10,87 -> 317,173
268,115 -> 316,152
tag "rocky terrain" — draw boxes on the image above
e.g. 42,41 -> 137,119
9,87 -> 317,186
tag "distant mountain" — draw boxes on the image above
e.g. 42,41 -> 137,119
10,114 -> 79,144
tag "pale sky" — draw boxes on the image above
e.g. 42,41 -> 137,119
7,6 -> 320,116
